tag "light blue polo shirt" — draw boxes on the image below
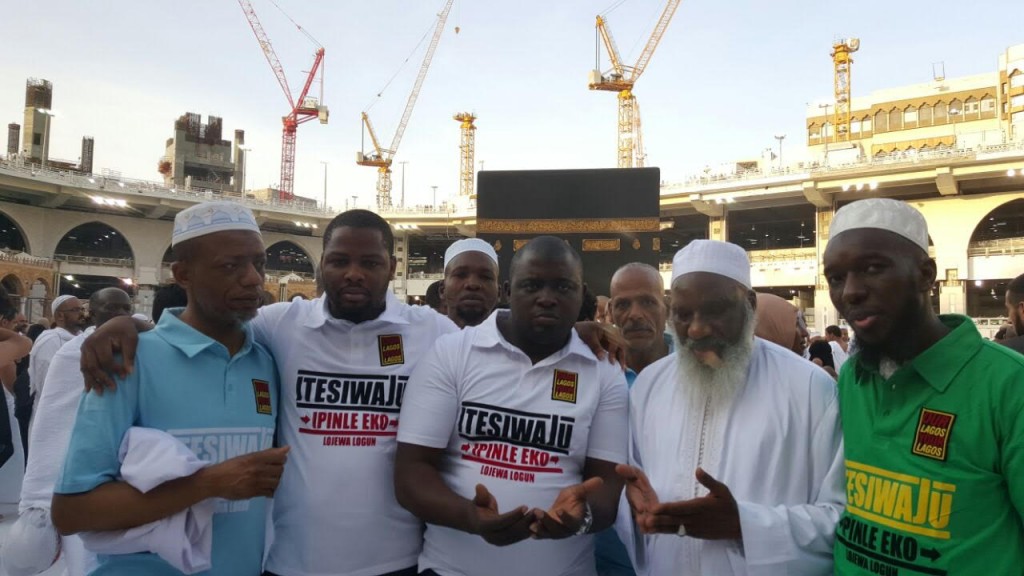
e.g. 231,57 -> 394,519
57,309 -> 278,576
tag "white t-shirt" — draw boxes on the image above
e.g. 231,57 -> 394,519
254,293 -> 459,576
398,310 -> 629,576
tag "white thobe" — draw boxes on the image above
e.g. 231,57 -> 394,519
620,338 -> 845,576
828,341 -> 848,372
27,327 -> 77,400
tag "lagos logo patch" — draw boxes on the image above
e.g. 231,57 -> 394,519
378,334 -> 405,366
551,370 -> 578,404
252,380 -> 273,415
912,408 -> 955,461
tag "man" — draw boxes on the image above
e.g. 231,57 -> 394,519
439,238 -> 499,328
617,239 -> 844,574
425,279 -> 447,314
1001,273 -> 1024,354
824,198 -> 1024,575
596,262 -> 672,576
5,287 -> 133,576
28,295 -> 87,406
394,236 -> 628,576
824,325 -> 849,371
52,201 -> 287,575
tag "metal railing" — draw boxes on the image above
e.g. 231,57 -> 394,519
968,237 -> 1024,257
0,248 -> 54,266
52,254 -> 134,267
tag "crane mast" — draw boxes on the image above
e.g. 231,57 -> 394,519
358,0 -> 455,210
589,0 -> 681,168
454,112 -> 477,198
238,0 -> 328,200
832,38 -> 860,143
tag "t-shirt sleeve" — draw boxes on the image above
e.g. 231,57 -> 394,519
250,302 -> 292,348
54,370 -> 139,495
396,335 -> 461,449
585,364 -> 628,464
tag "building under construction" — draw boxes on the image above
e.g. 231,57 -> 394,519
6,78 -> 94,173
159,112 -> 244,195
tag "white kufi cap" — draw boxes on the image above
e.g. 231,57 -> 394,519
671,240 -> 751,289
172,201 -> 261,247
829,198 -> 929,253
51,294 -> 76,315
444,238 -> 498,269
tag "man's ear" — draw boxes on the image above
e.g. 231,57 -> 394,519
918,257 -> 938,293
746,288 -> 757,312
171,261 -> 190,290
389,255 -> 398,280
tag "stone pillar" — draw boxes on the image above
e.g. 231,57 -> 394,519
813,208 -> 836,331
938,269 -> 966,315
135,286 -> 155,320
392,231 -> 409,300
709,215 -> 727,241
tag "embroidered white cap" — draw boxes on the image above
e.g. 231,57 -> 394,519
444,238 -> 498,270
829,198 -> 929,253
671,239 -> 751,289
50,294 -> 76,315
171,201 -> 261,247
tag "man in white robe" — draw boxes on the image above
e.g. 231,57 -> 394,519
616,239 -> 845,575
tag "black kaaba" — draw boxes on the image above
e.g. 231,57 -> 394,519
476,168 -> 661,292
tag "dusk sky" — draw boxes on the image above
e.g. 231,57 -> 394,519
2,0 -> 1021,209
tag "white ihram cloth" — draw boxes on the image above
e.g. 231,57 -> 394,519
0,387 -> 24,504
79,427 -> 216,575
828,341 -> 848,372
618,338 -> 845,575
11,328 -> 95,576
28,327 -> 77,399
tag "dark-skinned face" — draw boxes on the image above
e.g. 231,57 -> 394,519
320,226 -> 396,323
172,230 -> 266,327
506,252 -> 583,349
442,251 -> 499,328
610,269 -> 667,355
1005,291 -> 1024,336
91,290 -> 133,326
823,229 -> 934,350
670,272 -> 753,366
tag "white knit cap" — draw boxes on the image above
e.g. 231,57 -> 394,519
172,201 -> 261,247
51,294 -> 76,314
671,240 -> 751,289
830,198 -> 929,253
444,238 -> 498,269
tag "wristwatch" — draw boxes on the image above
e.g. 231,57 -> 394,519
574,502 -> 594,536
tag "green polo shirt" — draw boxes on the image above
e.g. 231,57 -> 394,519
834,315 -> 1024,576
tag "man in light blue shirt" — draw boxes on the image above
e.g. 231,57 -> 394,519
52,201 -> 286,575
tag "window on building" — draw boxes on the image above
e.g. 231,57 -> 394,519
981,95 -> 996,115
919,103 -> 933,125
889,108 -> 902,131
874,150 -> 888,159
823,122 -> 833,139
934,101 -> 948,122
874,109 -> 888,132
949,98 -> 963,117
1012,94 -> 1024,108
808,123 -> 820,139
1010,73 -> 1024,89
850,119 -> 861,133
32,134 -> 41,146
965,97 -> 980,118
903,105 -> 918,125
861,116 -> 872,132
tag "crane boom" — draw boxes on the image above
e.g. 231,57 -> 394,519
238,0 -> 294,109
630,0 -> 682,82
387,0 -> 454,157
596,16 -> 625,79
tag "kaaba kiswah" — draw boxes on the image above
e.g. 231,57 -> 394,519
476,168 -> 661,290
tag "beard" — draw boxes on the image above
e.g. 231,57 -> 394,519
672,300 -> 756,415
850,292 -> 927,366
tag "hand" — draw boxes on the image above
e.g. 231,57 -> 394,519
80,316 -> 141,394
575,321 -> 627,367
616,464 -> 660,529
645,468 -> 741,540
466,484 -> 535,546
196,446 -> 290,500
530,476 -> 603,539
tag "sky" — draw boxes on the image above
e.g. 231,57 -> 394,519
1,0 -> 1022,211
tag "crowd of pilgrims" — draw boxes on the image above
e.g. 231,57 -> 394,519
0,196 -> 1021,576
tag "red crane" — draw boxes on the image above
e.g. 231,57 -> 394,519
238,0 -> 328,200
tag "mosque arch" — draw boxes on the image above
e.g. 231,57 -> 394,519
54,221 -> 135,262
0,211 -> 30,254
266,241 -> 314,275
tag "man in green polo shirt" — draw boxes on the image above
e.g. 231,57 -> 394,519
824,197 -> 1024,576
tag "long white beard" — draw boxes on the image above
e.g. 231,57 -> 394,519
672,302 -> 756,417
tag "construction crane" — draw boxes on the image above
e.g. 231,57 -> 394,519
453,112 -> 477,198
589,0 -> 682,168
358,0 -> 455,210
831,38 -> 860,143
238,0 -> 328,200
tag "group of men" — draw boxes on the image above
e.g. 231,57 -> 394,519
2,195 -> 1019,576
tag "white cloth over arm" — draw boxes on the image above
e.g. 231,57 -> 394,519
627,339 -> 845,576
78,427 -> 216,575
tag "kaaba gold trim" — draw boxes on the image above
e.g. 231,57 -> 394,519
477,218 -> 659,234
582,239 -> 621,252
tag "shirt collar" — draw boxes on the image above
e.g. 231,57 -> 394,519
303,291 -> 410,329
471,309 -> 595,361
853,315 -> 981,392
909,315 -> 982,392
155,308 -> 255,359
